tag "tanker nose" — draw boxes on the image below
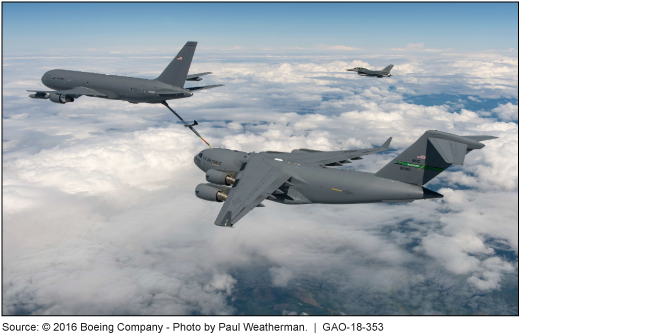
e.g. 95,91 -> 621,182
41,71 -> 50,85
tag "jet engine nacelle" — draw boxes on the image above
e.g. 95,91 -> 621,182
195,183 -> 229,202
49,94 -> 74,104
206,169 -> 235,186
29,93 -> 49,99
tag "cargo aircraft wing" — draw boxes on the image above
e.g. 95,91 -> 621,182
214,155 -> 291,227
290,137 -> 392,167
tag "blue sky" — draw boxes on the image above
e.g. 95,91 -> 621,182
3,3 -> 518,52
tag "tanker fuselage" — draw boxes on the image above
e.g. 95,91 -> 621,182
41,69 -> 192,103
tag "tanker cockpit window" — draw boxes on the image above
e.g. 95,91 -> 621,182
199,153 -> 203,158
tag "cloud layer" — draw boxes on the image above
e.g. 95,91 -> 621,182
3,48 -> 518,315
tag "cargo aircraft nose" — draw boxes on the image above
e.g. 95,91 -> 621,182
194,152 -> 203,169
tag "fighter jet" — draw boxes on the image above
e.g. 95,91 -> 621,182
193,130 -> 497,227
347,64 -> 394,78
27,41 -> 221,147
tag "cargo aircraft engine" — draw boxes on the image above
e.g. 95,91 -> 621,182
206,169 -> 235,186
195,183 -> 229,202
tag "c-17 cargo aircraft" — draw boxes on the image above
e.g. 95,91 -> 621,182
347,64 -> 394,78
27,41 -> 221,147
193,130 -> 497,227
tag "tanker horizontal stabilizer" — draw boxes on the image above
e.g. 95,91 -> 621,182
186,72 -> 212,81
186,84 -> 224,91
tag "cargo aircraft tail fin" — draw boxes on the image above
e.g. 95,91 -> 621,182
374,130 -> 497,186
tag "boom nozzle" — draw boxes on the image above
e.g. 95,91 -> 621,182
162,101 -> 212,148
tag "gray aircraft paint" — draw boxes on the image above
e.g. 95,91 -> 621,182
38,69 -> 193,103
28,41 -> 222,147
374,130 -> 490,185
347,64 -> 394,78
266,165 -> 433,205
193,130 -> 497,227
29,41 -> 221,104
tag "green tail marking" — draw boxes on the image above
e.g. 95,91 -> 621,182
394,161 -> 445,172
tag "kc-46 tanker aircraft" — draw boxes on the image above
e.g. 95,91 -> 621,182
194,130 -> 497,227
27,41 -> 221,147
347,64 -> 394,78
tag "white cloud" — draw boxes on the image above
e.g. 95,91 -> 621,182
393,43 -> 443,52
467,257 -> 515,290
493,102 -> 519,121
407,42 -> 424,48
204,273 -> 237,295
269,267 -> 293,287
